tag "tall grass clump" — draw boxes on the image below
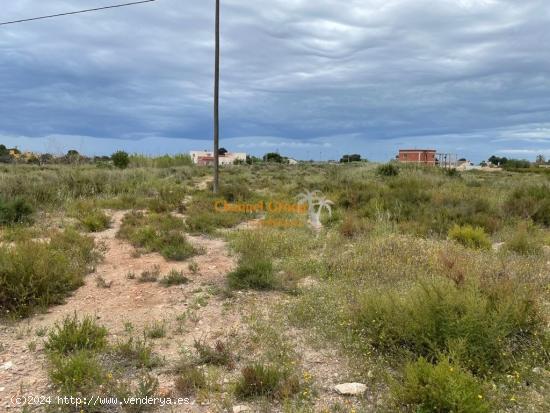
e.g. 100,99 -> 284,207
351,277 -> 544,376
448,224 -> 491,250
48,350 -> 106,396
69,201 -> 111,232
505,222 -> 544,256
228,255 -> 276,290
0,230 -> 100,317
377,163 -> 400,177
45,314 -> 108,355
234,363 -> 301,400
0,197 -> 33,224
505,185 -> 550,226
117,211 -> 198,261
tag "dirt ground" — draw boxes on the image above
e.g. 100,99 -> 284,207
0,181 -> 365,412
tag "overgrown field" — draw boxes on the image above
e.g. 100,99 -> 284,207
1,161 -> 549,412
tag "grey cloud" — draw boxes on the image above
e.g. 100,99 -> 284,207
0,0 -> 549,160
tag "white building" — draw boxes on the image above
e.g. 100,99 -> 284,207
190,151 -> 247,166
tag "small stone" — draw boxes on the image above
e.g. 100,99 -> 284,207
532,367 -> 545,375
0,387 -> 5,392
334,383 -> 367,396
2,361 -> 13,370
233,406 -> 251,413
492,242 -> 505,252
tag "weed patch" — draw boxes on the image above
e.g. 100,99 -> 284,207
194,339 -> 234,368
228,255 -> 276,290
174,363 -> 207,397
45,314 -> 108,355
0,197 -> 33,225
118,211 -> 198,261
0,230 -> 100,317
448,224 -> 492,250
159,269 -> 189,287
234,363 -> 301,400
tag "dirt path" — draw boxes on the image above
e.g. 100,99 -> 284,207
0,208 -> 241,411
0,199 -> 359,412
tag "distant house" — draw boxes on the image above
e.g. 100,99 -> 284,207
396,149 -> 437,165
190,150 -> 246,166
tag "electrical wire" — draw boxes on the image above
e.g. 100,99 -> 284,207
0,0 -> 157,26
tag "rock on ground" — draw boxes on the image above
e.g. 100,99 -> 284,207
334,382 -> 367,396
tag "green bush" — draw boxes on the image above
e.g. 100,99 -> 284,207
394,358 -> 490,412
117,211 -> 198,261
505,185 -> 550,226
112,151 -> 130,169
0,230 -> 99,317
228,256 -> 276,290
505,223 -> 543,256
448,224 -> 491,250
377,163 -> 400,177
81,210 -> 111,232
49,351 -> 106,396
45,314 -> 108,355
352,277 -> 544,375
0,198 -> 33,225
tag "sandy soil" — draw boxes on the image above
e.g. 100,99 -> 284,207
0,183 -> 362,412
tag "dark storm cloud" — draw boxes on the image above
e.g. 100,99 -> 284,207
1,0 -> 549,160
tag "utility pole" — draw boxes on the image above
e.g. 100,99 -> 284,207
212,0 -> 220,194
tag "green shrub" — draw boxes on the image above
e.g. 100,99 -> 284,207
0,198 -> 33,225
394,358 -> 490,413
45,314 -> 108,355
49,351 -> 106,396
505,185 -> 550,226
352,277 -> 544,375
118,211 -> 198,261
112,151 -> 130,169
234,363 -> 300,400
228,256 -> 276,290
80,209 -> 111,232
448,224 -> 491,250
0,230 -> 99,317
505,223 -> 543,256
377,163 -> 400,177
159,269 -> 189,287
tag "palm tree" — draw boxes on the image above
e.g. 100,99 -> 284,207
311,196 -> 334,229
296,190 -> 320,221
213,0 -> 220,194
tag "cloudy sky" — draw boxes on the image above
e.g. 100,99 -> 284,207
1,0 -> 549,161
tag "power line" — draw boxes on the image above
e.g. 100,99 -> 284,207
0,0 -> 157,26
